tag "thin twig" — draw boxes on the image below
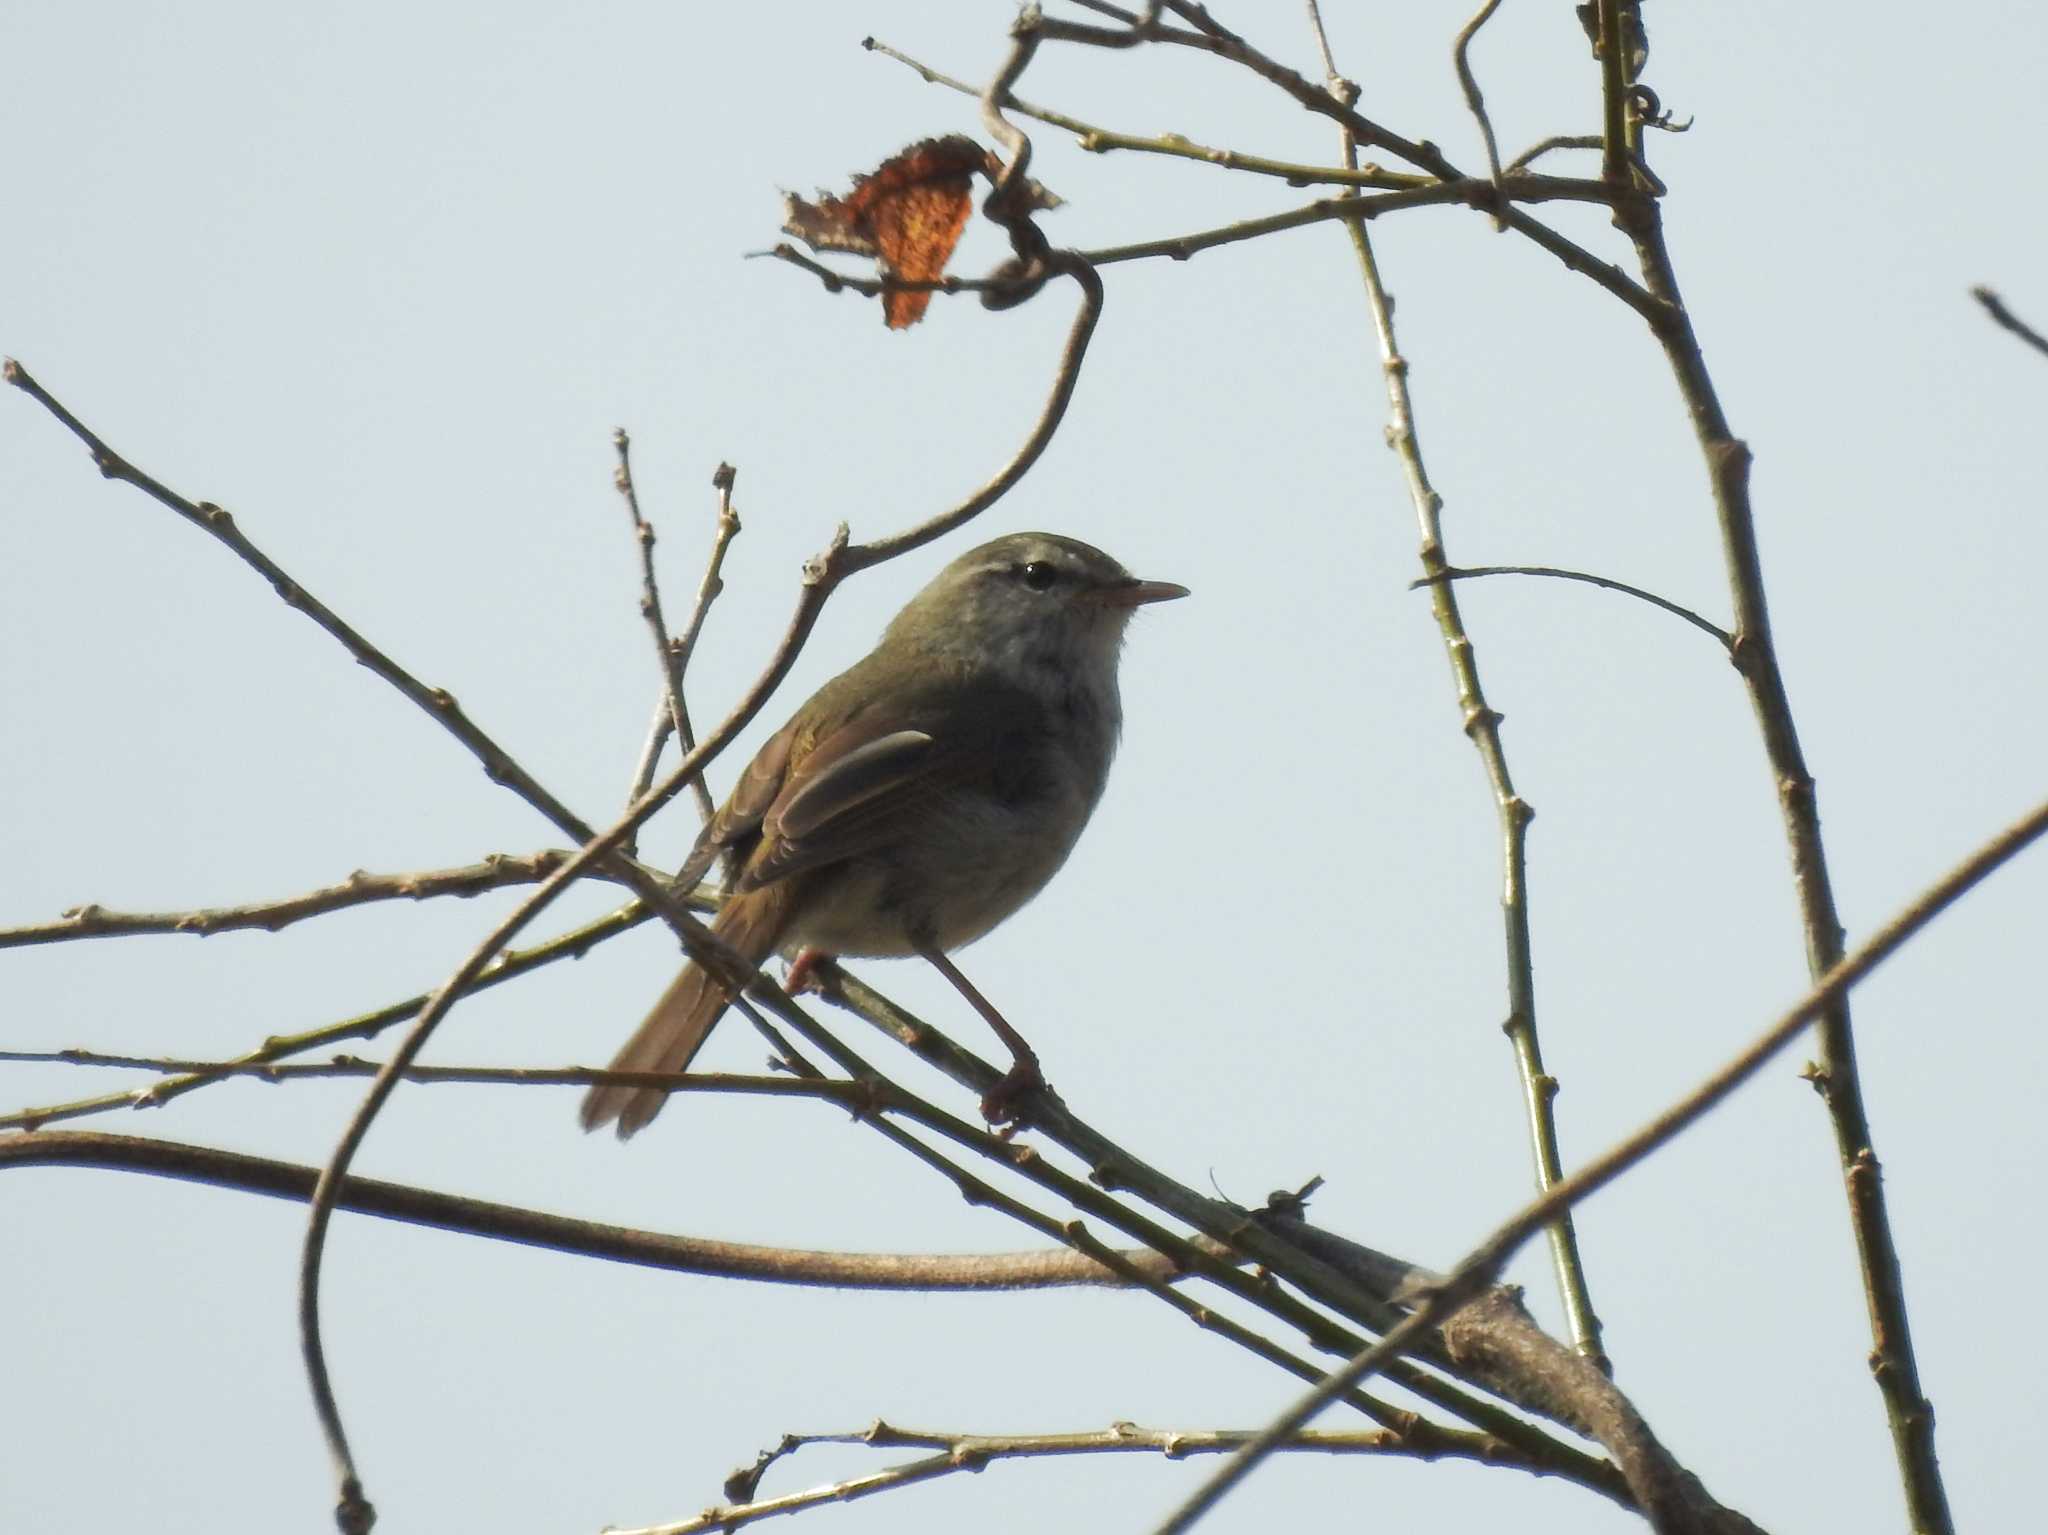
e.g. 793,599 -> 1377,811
1314,27 -> 1606,1366
661,1420 -> 1494,1535
1971,285 -> 2048,358
1451,0 -> 1508,225
2,359 -> 601,847
620,461 -> 743,822
1144,1 -> 1456,177
1158,795 -> 2048,1534
0,850 -> 602,949
1410,565 -> 1732,647
612,429 -> 714,826
864,34 -> 1434,193
1302,0 -> 1339,82
1507,133 -> 1603,173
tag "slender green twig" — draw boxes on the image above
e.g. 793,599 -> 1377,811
1308,31 -> 1606,1365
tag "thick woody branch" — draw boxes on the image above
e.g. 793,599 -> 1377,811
1262,1211 -> 1756,1533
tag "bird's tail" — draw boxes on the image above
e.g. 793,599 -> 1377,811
580,883 -> 794,1139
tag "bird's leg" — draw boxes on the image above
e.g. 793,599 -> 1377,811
917,945 -> 1046,1126
783,946 -> 834,996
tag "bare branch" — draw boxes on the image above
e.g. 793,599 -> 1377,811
3,358 -> 603,847
0,1129 -> 1204,1291
670,1418 -> 1532,1535
0,850 -> 604,949
1507,133 -> 1603,173
1598,10 -> 1954,1513
612,428 -> 714,825
865,34 -> 1433,192
1451,0 -> 1508,220
1146,2 -> 1457,177
621,460 -> 743,823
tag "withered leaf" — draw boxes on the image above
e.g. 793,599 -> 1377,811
781,135 -> 1059,330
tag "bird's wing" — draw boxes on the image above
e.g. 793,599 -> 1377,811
670,715 -> 799,892
735,685 -> 1044,892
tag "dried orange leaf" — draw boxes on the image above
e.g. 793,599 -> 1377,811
780,136 -> 1009,329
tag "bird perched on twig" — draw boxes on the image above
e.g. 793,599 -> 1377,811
581,531 -> 1187,1139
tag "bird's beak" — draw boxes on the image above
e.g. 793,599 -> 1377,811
1098,577 -> 1190,608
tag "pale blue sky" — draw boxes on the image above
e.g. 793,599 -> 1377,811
6,4 -> 2046,1532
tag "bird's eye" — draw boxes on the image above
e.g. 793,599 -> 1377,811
1019,561 -> 1058,591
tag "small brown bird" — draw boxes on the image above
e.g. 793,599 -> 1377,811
581,531 -> 1186,1138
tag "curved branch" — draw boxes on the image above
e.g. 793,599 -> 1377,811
1451,0 -> 1507,210
0,1129 -> 1194,1291
1409,564 -> 1732,647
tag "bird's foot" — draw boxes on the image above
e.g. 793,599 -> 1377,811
979,1056 -> 1047,1133
783,946 -> 834,996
